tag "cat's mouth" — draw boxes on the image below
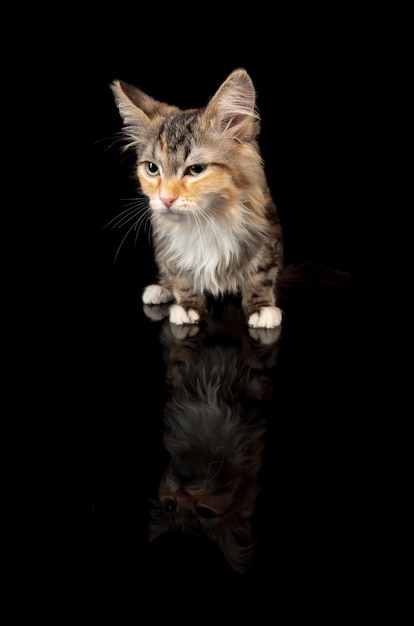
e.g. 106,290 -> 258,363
156,208 -> 187,222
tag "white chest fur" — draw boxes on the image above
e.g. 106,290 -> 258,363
155,211 -> 252,295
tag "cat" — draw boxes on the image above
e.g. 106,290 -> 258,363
111,68 -> 284,329
146,298 -> 281,573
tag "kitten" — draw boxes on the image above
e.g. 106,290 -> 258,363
147,299 -> 281,573
111,68 -> 284,329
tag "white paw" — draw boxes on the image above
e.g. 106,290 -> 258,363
248,326 -> 282,345
248,306 -> 283,329
142,304 -> 171,321
169,304 -> 200,325
169,324 -> 200,339
142,284 -> 173,305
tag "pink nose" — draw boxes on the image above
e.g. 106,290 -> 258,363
160,196 -> 176,208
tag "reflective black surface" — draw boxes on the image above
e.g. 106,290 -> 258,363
37,27 -> 408,619
61,266 -> 358,609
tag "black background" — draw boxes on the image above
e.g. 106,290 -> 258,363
29,11 -> 408,620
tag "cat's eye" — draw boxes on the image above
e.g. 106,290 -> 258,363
195,506 -> 217,519
185,164 -> 206,177
144,162 -> 160,176
164,498 -> 177,513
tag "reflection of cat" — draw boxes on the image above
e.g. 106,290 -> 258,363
147,300 -> 280,573
111,68 -> 284,329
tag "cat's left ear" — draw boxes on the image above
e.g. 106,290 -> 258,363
205,68 -> 260,142
216,519 -> 255,574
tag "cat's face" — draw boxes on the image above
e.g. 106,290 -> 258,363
136,126 -> 242,222
157,450 -> 252,520
149,440 -> 263,574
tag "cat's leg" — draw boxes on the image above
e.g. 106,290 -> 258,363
168,283 -> 208,325
142,284 -> 174,305
168,322 -> 200,339
248,325 -> 282,345
169,304 -> 201,325
144,278 -> 207,325
247,307 -> 283,329
143,303 -> 171,321
242,271 -> 283,329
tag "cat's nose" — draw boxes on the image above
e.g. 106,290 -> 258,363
160,195 -> 177,209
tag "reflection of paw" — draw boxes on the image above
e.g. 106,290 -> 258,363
143,304 -> 171,321
248,306 -> 283,329
169,304 -> 200,325
142,284 -> 173,305
248,325 -> 282,345
169,323 -> 200,339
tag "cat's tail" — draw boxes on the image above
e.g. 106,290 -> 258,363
278,261 -> 351,293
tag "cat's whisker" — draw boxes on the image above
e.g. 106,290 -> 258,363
113,220 -> 140,262
104,199 -> 152,261
93,131 -> 126,151
103,199 -> 144,229
106,207 -> 140,230
190,210 -> 207,259
203,454 -> 225,486
134,210 -> 152,244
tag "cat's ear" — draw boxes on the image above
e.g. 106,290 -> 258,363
148,518 -> 169,543
216,519 -> 255,574
111,80 -> 157,126
205,68 -> 260,142
111,80 -> 180,147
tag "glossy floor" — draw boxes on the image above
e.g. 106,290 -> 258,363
49,257 -> 366,610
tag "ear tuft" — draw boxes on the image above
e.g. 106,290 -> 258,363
205,68 -> 260,142
111,80 -> 155,126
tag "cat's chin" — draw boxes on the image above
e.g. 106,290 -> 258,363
156,209 -> 186,222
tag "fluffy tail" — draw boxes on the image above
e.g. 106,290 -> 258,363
278,261 -> 351,292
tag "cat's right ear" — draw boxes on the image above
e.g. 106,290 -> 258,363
111,80 -> 167,150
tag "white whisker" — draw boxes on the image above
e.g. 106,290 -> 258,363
104,197 -> 152,262
190,210 -> 206,259
105,206 -> 140,230
113,221 -> 138,262
204,455 -> 225,486
93,131 -> 126,151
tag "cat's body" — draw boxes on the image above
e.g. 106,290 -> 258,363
147,301 -> 280,573
111,68 -> 284,328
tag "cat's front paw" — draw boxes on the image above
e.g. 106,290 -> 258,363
169,323 -> 200,339
143,304 -> 171,321
248,306 -> 283,329
248,325 -> 282,345
169,304 -> 200,325
142,284 -> 174,305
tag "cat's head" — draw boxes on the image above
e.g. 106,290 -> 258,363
111,69 -> 266,222
148,433 -> 265,574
